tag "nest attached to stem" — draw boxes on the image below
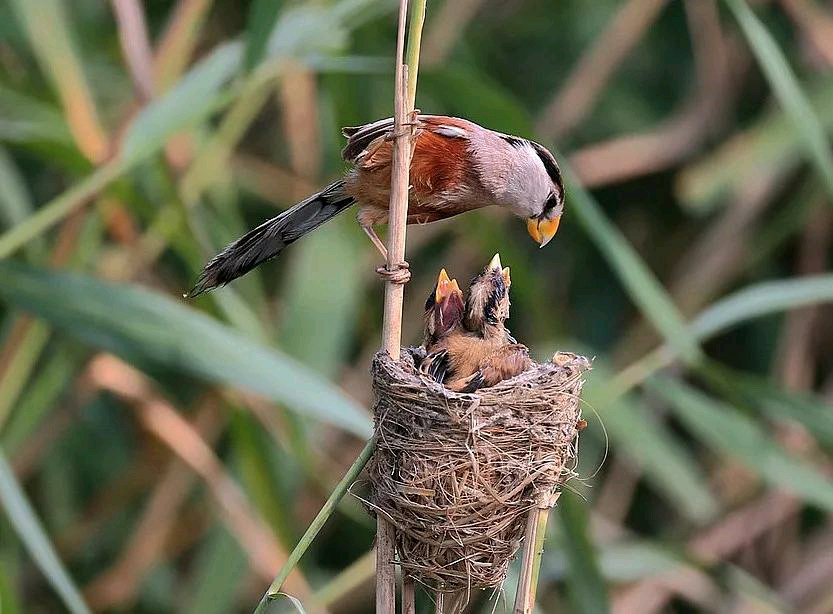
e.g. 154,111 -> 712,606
367,348 -> 590,593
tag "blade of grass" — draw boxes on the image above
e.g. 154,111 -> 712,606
244,0 -> 286,71
8,0 -> 108,162
420,67 -> 532,135
0,449 -> 91,614
726,565 -> 790,612
230,410 -> 298,545
541,540 -> 693,583
275,218 -> 366,475
0,40 -> 248,260
677,78 -> 833,211
649,377 -> 833,511
183,525 -> 248,614
724,0 -> 833,200
0,85 -> 74,146
313,549 -> 375,607
1,345 -> 78,454
588,384 -> 719,523
0,320 -> 51,431
153,0 -> 217,92
0,146 -> 44,260
0,159 -> 123,260
562,164 -> 702,363
0,147 -> 34,229
279,220 -> 366,378
0,262 -> 372,438
691,274 -> 833,339
121,41 -> 244,166
181,0 -> 395,204
405,0 -> 427,110
0,562 -> 24,614
606,273 -> 833,406
699,363 -> 833,449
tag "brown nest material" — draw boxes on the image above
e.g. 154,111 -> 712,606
367,348 -> 591,593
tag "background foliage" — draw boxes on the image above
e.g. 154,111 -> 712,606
1,0 -> 832,612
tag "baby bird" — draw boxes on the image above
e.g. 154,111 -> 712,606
422,268 -> 465,349
421,254 -> 533,392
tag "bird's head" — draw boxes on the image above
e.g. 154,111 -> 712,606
424,268 -> 464,344
525,141 -> 565,248
464,253 -> 512,333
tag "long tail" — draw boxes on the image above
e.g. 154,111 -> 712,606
188,180 -> 354,296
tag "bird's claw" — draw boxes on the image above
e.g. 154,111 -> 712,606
383,111 -> 421,141
376,261 -> 411,284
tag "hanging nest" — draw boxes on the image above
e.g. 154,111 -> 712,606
367,348 -> 591,593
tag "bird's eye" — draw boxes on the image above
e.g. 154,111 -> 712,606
543,192 -> 562,216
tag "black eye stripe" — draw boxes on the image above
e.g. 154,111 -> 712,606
543,192 -> 562,215
529,141 -> 563,189
497,134 -> 563,190
484,274 -> 506,323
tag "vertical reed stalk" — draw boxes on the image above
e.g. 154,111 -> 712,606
253,0 -> 428,611
513,492 -> 561,614
380,1 -> 427,613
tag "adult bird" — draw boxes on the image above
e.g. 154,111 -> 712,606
189,115 -> 565,296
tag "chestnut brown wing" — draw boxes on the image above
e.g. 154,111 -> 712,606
341,115 -> 470,162
345,116 -> 478,224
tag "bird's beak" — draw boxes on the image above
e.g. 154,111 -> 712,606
502,267 -> 511,287
527,215 -> 561,248
488,253 -> 502,271
435,268 -> 455,302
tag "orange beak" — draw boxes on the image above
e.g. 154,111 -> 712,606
527,215 -> 561,248
435,268 -> 461,302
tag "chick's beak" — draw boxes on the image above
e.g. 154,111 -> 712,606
435,268 -> 452,302
527,215 -> 561,248
488,253 -> 502,271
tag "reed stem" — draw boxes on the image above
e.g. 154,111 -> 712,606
252,439 -> 375,614
378,0 -> 426,612
513,492 -> 561,614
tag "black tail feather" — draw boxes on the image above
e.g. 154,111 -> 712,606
188,180 -> 354,296
457,371 -> 485,393
420,349 -> 450,383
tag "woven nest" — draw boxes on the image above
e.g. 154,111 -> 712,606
367,348 -> 591,593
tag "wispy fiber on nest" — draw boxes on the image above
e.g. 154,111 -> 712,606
367,349 -> 590,593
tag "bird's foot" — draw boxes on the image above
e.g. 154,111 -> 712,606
383,110 -> 421,141
376,261 -> 411,284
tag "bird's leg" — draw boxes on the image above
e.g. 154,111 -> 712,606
361,223 -> 411,284
361,223 -> 389,260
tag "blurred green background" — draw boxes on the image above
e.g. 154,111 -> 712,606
1,0 -> 833,612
